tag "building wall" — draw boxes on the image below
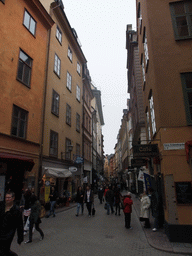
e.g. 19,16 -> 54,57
136,0 -> 192,241
0,0 -> 53,196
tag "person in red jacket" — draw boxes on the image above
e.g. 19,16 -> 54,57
123,192 -> 133,229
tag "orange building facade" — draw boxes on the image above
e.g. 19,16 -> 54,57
136,0 -> 192,242
0,0 -> 54,201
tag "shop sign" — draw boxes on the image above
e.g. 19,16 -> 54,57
163,143 -> 185,151
133,144 -> 158,157
131,158 -> 146,167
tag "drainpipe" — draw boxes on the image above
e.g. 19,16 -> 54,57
38,16 -> 52,199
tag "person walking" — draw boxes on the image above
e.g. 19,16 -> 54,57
84,185 -> 94,217
123,192 -> 133,229
76,186 -> 84,216
46,186 -> 58,218
0,191 -> 24,256
25,195 -> 44,243
98,185 -> 104,204
114,186 -> 121,216
148,188 -> 159,231
140,191 -> 151,228
105,186 -> 114,215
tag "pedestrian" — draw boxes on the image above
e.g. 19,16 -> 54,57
76,186 -> 84,216
46,186 -> 58,218
148,188 -> 159,232
0,191 -> 23,256
23,188 -> 32,226
140,191 -> 151,228
25,195 -> 44,243
84,185 -> 94,217
98,185 -> 104,204
123,192 -> 133,229
114,186 -> 121,216
105,185 -> 114,215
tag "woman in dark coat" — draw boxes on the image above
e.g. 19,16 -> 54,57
76,186 -> 84,216
25,195 -> 44,243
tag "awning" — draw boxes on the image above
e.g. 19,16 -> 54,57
42,167 -> 72,178
185,141 -> 192,162
0,152 -> 35,171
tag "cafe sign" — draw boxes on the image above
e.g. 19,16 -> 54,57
133,144 -> 158,157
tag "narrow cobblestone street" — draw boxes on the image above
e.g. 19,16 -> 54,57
11,197 -> 190,256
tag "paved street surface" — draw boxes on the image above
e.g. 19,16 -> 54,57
12,197 -> 190,256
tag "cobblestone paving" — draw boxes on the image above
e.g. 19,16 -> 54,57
11,199 -> 190,256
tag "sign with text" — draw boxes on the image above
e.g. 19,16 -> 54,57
133,144 -> 158,157
131,158 -> 146,167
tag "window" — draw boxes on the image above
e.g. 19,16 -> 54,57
67,72 -> 72,91
77,62 -> 81,75
146,109 -> 151,141
54,54 -> 61,77
23,9 -> 36,36
76,113 -> 80,132
65,138 -> 72,160
181,73 -> 192,124
67,46 -> 72,62
56,25 -> 62,44
51,90 -> 60,116
50,130 -> 58,157
170,1 -> 192,40
137,2 -> 142,34
149,94 -> 156,136
0,0 -> 5,4
141,54 -> 146,88
143,28 -> 149,72
17,49 -> 32,87
76,143 -> 80,157
66,104 -> 71,126
76,85 -> 81,101
11,105 -> 28,139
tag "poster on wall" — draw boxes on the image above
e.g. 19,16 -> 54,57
0,176 -> 5,201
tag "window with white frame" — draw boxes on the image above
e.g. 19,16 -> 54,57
67,72 -> 72,91
66,104 -> 71,126
77,62 -> 81,75
54,54 -> 61,77
17,49 -> 32,87
146,110 -> 151,141
51,89 -> 60,116
76,85 -> 81,101
141,54 -> 146,87
23,9 -> 36,36
143,28 -> 149,71
56,25 -> 62,44
67,46 -> 72,62
170,1 -> 192,40
149,95 -> 156,136
137,2 -> 142,34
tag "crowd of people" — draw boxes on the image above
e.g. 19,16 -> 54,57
0,183 -> 160,256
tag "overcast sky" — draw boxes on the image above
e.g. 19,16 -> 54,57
63,1 -> 136,155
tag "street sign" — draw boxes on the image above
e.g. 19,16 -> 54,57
133,144 -> 158,157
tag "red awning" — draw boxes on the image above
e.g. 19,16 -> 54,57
0,152 -> 35,171
185,141 -> 192,162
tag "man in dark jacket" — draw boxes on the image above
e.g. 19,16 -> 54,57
47,186 -> 58,218
105,186 -> 114,215
0,191 -> 23,256
84,185 -> 94,217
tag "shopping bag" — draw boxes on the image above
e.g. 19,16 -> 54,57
24,216 -> 30,231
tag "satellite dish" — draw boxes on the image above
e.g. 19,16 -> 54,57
69,166 -> 77,173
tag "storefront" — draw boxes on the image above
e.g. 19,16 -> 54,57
0,152 -> 35,203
